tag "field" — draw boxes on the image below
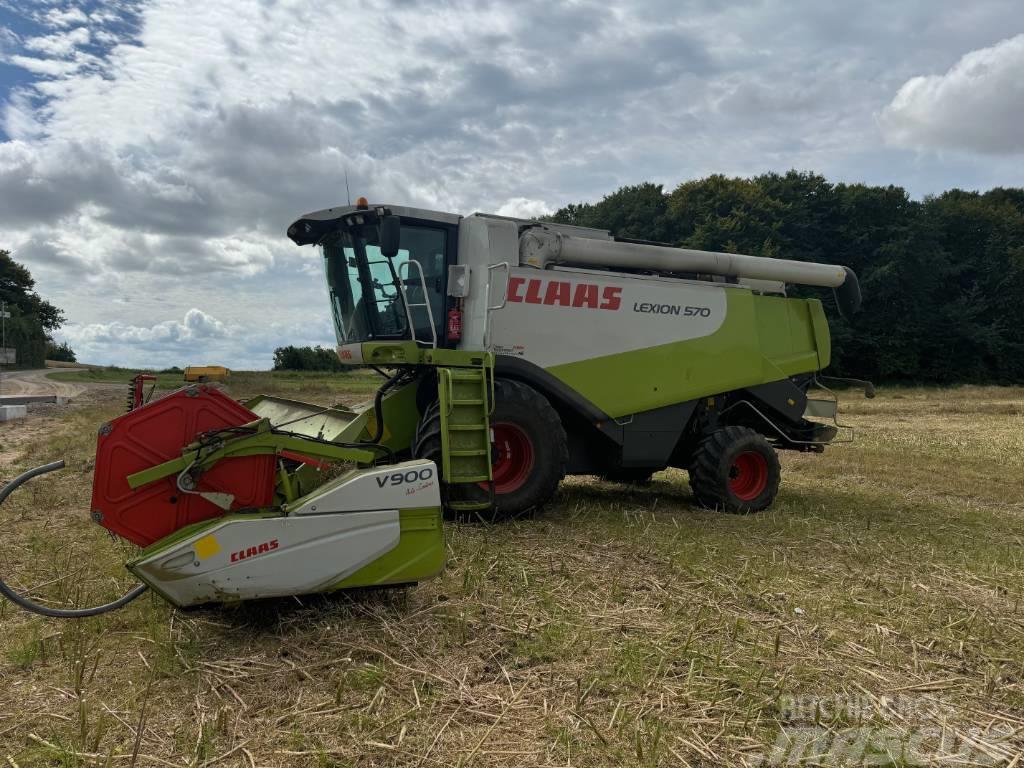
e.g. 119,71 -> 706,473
1,377 -> 1022,766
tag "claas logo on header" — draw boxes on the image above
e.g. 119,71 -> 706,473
231,539 -> 279,563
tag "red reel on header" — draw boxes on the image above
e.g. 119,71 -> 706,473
90,385 -> 276,547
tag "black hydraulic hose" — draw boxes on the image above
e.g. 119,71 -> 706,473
0,460 -> 148,619
366,369 -> 408,445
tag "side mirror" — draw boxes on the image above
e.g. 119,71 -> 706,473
380,215 -> 400,258
447,265 -> 470,297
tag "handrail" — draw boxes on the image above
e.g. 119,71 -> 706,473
440,368 -> 455,416
397,259 -> 438,348
483,262 -> 510,351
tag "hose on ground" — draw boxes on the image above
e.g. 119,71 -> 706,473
0,460 -> 148,618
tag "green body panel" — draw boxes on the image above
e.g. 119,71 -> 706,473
358,379 -> 421,451
357,295 -> 827,423
547,293 -> 830,418
360,342 -> 493,369
329,506 -> 445,589
809,299 -> 832,369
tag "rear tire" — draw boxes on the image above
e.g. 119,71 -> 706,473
688,426 -> 780,513
412,379 -> 567,521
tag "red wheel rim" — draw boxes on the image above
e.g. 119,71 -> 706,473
486,422 -> 535,494
729,450 -> 768,501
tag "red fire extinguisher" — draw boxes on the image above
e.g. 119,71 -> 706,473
447,307 -> 462,341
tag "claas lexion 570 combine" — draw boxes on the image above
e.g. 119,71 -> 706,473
1,197 -> 865,617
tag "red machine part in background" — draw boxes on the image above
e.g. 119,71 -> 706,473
90,386 -> 276,547
128,373 -> 157,411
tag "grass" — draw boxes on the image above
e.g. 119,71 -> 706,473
1,381 -> 1022,766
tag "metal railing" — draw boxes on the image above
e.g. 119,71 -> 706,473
397,259 -> 438,348
483,262 -> 510,351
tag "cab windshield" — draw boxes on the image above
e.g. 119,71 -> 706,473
322,220 -> 447,345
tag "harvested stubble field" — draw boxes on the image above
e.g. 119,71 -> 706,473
0,377 -> 1022,767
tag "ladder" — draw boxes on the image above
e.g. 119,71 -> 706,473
437,357 -> 494,513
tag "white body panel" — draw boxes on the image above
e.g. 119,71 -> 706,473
457,216 -> 518,351
129,511 -> 400,606
488,267 -> 726,368
129,460 -> 440,607
289,459 -> 440,515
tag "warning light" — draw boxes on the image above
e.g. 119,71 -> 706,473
355,197 -> 369,210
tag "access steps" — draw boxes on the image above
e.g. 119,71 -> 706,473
437,362 -> 494,513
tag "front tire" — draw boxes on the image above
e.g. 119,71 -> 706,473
688,426 -> 780,513
413,379 -> 567,521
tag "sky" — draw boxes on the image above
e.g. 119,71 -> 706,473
0,0 -> 1022,369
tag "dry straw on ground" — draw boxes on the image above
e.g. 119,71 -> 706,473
1,376 -> 1022,766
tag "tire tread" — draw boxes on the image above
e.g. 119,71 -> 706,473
688,425 -> 781,513
413,378 -> 566,521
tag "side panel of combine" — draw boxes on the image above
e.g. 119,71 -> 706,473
488,267 -> 830,418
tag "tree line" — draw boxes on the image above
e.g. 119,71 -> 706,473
272,345 -> 349,372
549,172 -> 1024,384
0,250 -> 71,367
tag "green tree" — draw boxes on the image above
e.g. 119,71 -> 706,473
551,183 -> 678,243
1,250 -> 65,368
0,250 -> 64,331
46,340 -> 77,363
272,345 -> 346,372
669,175 -> 787,256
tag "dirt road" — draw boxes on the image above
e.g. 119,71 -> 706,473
0,368 -> 87,398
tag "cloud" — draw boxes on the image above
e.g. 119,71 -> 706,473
880,34 -> 1024,155
44,7 -> 90,28
1,90 -> 44,139
0,26 -> 20,57
25,26 -> 91,58
67,308 -> 227,346
56,307 -> 335,369
2,0 -> 1023,368
495,198 -> 550,219
8,54 -> 84,77
10,233 -> 82,269
59,308 -> 232,367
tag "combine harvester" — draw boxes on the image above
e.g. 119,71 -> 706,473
1,198 -> 865,617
